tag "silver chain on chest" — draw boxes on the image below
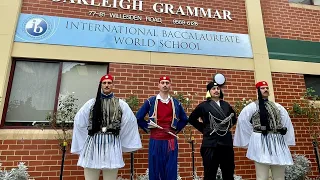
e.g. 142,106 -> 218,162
209,112 -> 234,136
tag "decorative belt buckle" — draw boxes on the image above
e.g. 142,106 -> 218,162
102,127 -> 107,133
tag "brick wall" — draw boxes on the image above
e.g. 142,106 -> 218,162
272,72 -> 320,177
261,0 -> 320,42
0,139 -> 82,180
20,0 -> 248,34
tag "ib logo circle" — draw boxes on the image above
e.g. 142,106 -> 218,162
25,18 -> 48,37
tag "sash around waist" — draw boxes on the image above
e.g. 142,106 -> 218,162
150,120 -> 175,140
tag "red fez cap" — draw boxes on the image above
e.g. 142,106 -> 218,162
159,76 -> 171,82
100,74 -> 113,82
255,81 -> 268,88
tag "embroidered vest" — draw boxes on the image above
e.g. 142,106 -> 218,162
88,97 -> 122,135
251,100 -> 283,131
148,97 -> 177,129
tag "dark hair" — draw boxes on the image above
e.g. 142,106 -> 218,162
88,82 -> 102,136
219,90 -> 224,99
206,82 -> 224,100
257,88 -> 269,131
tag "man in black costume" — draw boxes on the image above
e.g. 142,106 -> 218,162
188,81 -> 237,180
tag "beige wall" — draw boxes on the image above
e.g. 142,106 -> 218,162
0,0 -> 22,122
270,59 -> 320,75
245,0 -> 275,101
11,43 -> 255,71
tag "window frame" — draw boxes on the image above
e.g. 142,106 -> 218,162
1,58 -> 109,128
289,0 -> 314,5
304,74 -> 320,98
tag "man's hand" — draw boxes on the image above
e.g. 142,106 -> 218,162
279,127 -> 287,135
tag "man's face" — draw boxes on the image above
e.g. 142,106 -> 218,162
101,79 -> 114,95
259,86 -> 269,98
210,86 -> 221,98
158,80 -> 171,93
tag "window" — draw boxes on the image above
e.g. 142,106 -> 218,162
289,0 -> 313,5
3,59 -> 108,126
304,75 -> 320,97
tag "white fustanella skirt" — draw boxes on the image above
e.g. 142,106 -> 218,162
246,132 -> 293,165
77,133 -> 124,169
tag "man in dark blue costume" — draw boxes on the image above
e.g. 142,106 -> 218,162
136,76 -> 188,180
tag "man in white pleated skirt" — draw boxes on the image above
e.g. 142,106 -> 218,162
233,81 -> 296,180
71,74 -> 142,180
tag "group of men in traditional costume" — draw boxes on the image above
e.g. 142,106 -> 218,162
71,73 -> 295,180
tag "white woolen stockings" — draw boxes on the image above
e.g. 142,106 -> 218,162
255,162 -> 285,180
84,168 -> 118,180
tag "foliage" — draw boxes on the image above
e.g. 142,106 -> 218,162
285,154 -> 311,180
305,177 -> 320,180
125,93 -> 140,113
34,94 -> 79,148
192,169 -> 203,180
234,98 -> 253,115
216,167 -> 243,180
134,168 -> 182,180
291,87 -> 320,144
129,167 -> 243,180
171,91 -> 198,143
116,176 -> 129,180
0,162 -> 34,180
171,91 -> 195,113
